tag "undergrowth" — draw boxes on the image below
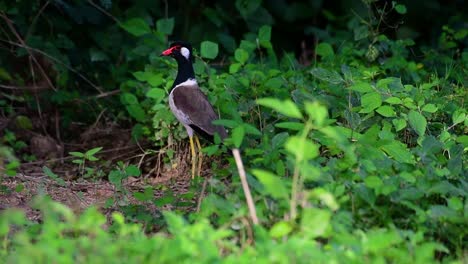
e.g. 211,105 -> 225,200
0,1 -> 467,263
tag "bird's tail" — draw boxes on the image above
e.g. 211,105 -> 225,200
231,148 -> 259,225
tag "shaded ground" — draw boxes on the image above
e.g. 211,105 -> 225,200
0,117 -> 211,222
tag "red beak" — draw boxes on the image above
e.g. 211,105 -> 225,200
161,46 -> 177,56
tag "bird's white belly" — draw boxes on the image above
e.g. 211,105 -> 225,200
169,88 -> 194,136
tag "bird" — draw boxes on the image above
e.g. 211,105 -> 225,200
160,41 -> 227,179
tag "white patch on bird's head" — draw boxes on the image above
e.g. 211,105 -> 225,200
181,47 -> 190,60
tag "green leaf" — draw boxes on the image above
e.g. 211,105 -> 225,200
258,25 -> 271,43
69,151 -> 84,158
156,17 -> 174,35
305,101 -> 328,127
376,105 -> 396,117
381,141 -> 415,164
392,118 -> 407,131
231,126 -> 245,148
234,48 -> 249,64
0,67 -> 12,80
301,208 -> 331,238
251,169 -> 289,199
350,82 -> 373,93
146,88 -> 165,102
310,68 -> 343,84
257,98 -> 303,119
200,41 -> 219,59
360,92 -> 382,113
126,104 -> 146,122
315,43 -> 334,58
451,110 -> 465,125
422,104 -> 438,113
385,97 -> 402,104
125,165 -> 141,177
365,176 -> 383,189
15,115 -> 33,130
285,136 -> 319,162
85,147 -> 103,157
354,25 -> 369,40
408,110 -> 427,136
395,4 -> 407,14
43,166 -> 66,186
120,18 -> 151,37
121,93 -> 139,105
269,221 -> 292,238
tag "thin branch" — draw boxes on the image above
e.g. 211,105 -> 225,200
0,12 -> 57,91
0,38 -> 104,94
232,148 -> 259,225
87,0 -> 120,24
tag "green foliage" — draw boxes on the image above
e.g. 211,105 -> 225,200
1,0 -> 466,262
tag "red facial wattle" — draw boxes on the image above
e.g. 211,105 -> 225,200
161,45 -> 180,56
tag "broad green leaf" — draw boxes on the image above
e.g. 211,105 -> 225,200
234,48 -> 249,64
354,25 -> 369,40
125,164 -> 141,176
301,208 -> 331,238
422,104 -> 438,113
360,92 -> 382,113
251,169 -> 289,199
231,126 -> 245,148
257,98 -> 303,119
350,82 -> 373,93
229,63 -> 242,73
392,118 -> 407,131
242,123 -> 262,136
126,104 -> 146,122
121,93 -> 139,105
395,4 -> 407,14
385,97 -> 402,104
381,141 -> 415,164
285,136 -> 319,161
376,105 -> 396,117
310,68 -> 344,84
269,221 -> 292,238
156,17 -> 174,35
408,110 -> 427,136
120,18 -> 151,37
200,41 -> 219,59
315,43 -> 334,58
365,176 -> 383,189
452,110 -> 465,125
305,101 -> 328,127
447,197 -> 463,211
258,25 -> 271,42
146,88 -> 165,102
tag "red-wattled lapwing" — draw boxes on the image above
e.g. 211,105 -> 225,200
160,41 -> 227,179
160,41 -> 259,224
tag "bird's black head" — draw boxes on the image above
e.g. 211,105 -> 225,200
160,41 -> 194,63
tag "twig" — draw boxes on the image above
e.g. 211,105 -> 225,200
196,176 -> 208,212
232,148 -> 259,225
0,38 -> 104,94
0,12 -> 57,91
0,83 -> 48,90
87,0 -> 120,23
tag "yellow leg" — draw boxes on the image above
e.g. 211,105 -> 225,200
189,136 -> 196,179
194,135 -> 203,177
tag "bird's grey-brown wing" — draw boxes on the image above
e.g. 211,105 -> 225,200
172,85 -> 227,140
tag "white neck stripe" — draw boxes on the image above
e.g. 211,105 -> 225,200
174,78 -> 197,89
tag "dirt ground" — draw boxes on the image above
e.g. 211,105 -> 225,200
0,120 -> 208,221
